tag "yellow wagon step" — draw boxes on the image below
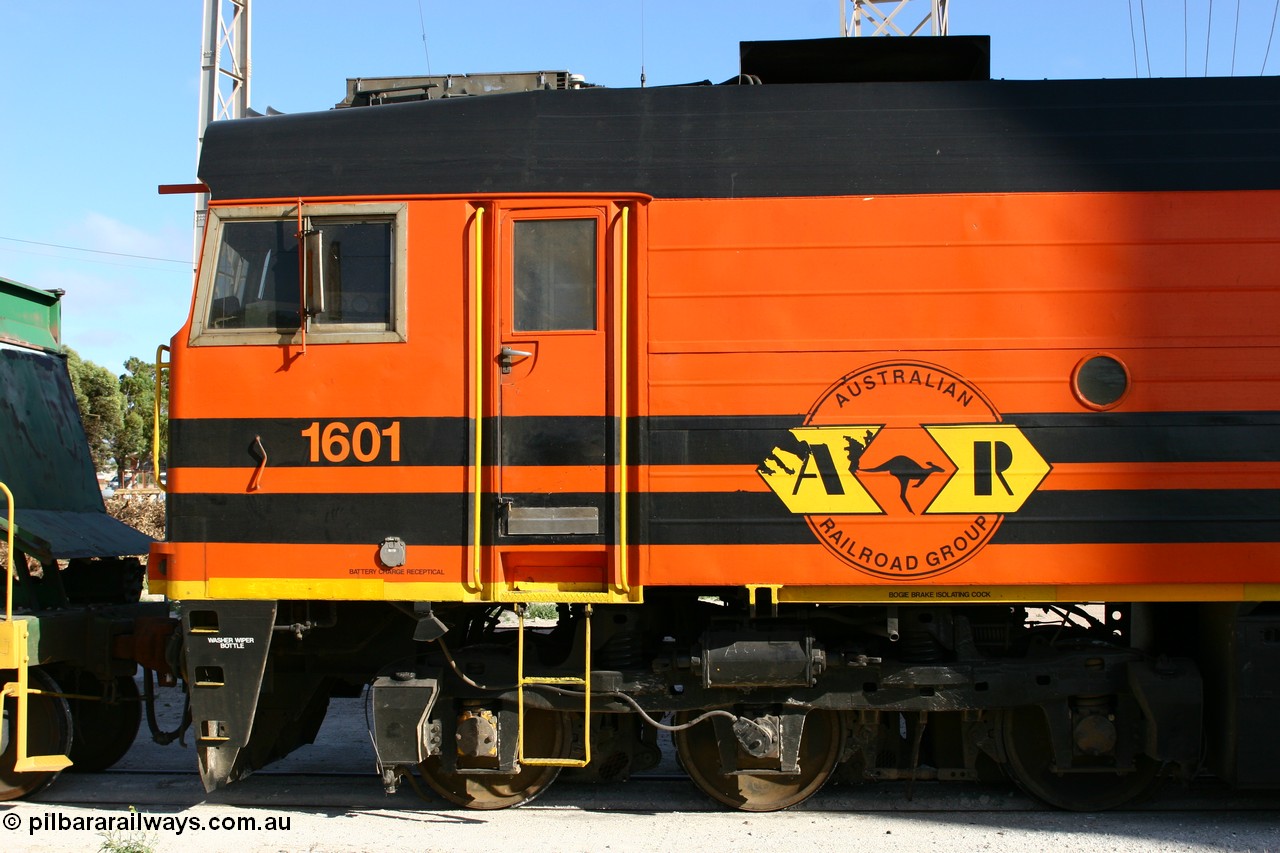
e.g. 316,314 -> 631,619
516,603 -> 592,768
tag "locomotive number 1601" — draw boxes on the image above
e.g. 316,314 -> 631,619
300,420 -> 401,464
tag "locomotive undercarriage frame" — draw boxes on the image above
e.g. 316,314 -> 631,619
182,596 -> 1210,810
1,547 -> 177,801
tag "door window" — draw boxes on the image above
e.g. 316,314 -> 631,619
512,218 -> 597,332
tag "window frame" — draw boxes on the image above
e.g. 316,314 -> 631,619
502,206 -> 607,342
511,216 -> 600,333
189,202 -> 408,347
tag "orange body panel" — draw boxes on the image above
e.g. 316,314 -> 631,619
641,542 -> 1280,587
158,189 -> 1280,603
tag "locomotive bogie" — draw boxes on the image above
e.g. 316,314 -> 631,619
177,595 -> 1216,810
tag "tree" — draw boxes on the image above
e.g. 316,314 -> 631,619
63,350 -> 168,486
63,347 -> 123,473
113,356 -> 168,488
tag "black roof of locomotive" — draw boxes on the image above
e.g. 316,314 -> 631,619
199,73 -> 1280,202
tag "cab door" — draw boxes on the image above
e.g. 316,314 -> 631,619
488,201 -> 630,598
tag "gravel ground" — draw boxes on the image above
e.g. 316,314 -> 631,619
7,691 -> 1280,852
7,794 -> 1280,853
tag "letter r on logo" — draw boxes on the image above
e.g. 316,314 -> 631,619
973,440 -> 1015,497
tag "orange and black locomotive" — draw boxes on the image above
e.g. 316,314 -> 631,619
150,37 -> 1280,810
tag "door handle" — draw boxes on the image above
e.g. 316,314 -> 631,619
499,346 -> 533,374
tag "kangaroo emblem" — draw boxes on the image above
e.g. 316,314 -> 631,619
859,456 -> 944,514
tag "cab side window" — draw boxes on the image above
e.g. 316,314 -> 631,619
194,204 -> 406,346
308,220 -> 393,327
207,221 -> 301,330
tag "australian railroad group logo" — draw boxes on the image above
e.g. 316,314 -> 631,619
757,360 -> 1050,580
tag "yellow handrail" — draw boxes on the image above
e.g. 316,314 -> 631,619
2,480 -> 14,624
617,206 -> 631,596
153,345 -> 170,493
470,207 -> 485,595
0,480 -> 72,774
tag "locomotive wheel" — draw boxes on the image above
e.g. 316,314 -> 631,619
674,709 -> 842,812
64,672 -> 141,772
417,707 -> 570,809
1001,705 -> 1161,811
1,668 -> 72,801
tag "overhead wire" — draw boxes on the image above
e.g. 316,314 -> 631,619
1139,0 -> 1152,77
1128,0 -> 1141,77
640,0 -> 647,87
416,0 -> 432,76
1231,0 -> 1241,75
0,235 -> 188,265
1264,0 -> 1280,74
0,244 -> 187,274
1206,0 -> 1214,76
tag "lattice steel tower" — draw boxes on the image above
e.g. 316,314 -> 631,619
843,0 -> 950,37
194,0 -> 251,257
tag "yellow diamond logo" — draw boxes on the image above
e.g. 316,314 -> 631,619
924,424 -> 1051,515
758,426 -> 883,514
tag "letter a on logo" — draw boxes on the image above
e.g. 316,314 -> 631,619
758,427 -> 882,514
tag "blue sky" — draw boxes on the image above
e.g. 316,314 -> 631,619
1,0 -> 1277,373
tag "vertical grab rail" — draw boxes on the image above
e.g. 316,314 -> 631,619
2,482 -> 14,629
470,206 -> 486,595
296,201 -> 308,354
153,345 -> 170,493
0,481 -> 72,774
616,206 -> 631,597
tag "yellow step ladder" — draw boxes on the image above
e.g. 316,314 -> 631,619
516,603 -> 591,768
0,481 -> 73,775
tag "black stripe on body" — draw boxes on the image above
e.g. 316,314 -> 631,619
170,412 -> 1280,469
1002,412 -> 1280,464
168,489 -> 1280,546
644,412 -> 1280,466
170,416 -> 615,468
168,491 -> 612,547
644,491 -> 1280,546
